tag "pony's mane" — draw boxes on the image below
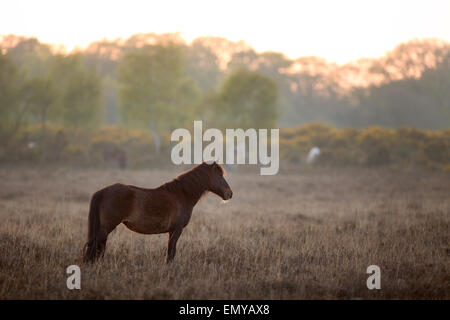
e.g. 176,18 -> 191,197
163,163 -> 218,197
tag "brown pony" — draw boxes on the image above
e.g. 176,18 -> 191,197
82,161 -> 232,263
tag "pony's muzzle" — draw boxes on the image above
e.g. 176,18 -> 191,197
224,189 -> 233,200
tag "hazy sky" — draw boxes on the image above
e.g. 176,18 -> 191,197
2,0 -> 450,64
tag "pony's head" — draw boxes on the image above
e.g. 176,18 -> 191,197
203,161 -> 233,200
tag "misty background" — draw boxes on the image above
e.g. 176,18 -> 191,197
0,33 -> 449,169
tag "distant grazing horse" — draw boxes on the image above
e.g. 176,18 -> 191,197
82,161 -> 233,263
102,147 -> 127,169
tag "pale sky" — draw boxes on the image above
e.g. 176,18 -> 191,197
1,0 -> 450,64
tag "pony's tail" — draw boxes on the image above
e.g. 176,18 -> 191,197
83,191 -> 102,263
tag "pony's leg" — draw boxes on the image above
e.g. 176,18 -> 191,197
166,228 -> 183,263
96,217 -> 121,260
83,225 -> 112,263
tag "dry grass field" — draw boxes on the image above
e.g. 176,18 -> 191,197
0,165 -> 448,299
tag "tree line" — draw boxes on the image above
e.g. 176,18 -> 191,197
0,33 -> 449,159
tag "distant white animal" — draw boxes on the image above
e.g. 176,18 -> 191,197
307,147 -> 321,164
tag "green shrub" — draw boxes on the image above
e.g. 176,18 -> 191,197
280,124 -> 450,170
3,123 -> 450,171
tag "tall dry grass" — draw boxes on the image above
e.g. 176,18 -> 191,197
0,166 -> 448,299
